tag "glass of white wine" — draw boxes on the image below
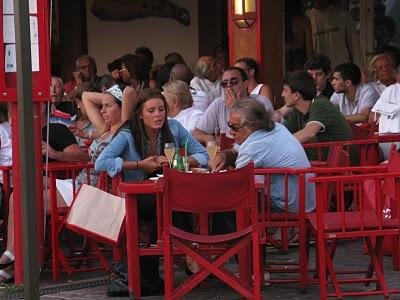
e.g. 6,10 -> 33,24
164,143 -> 176,168
206,141 -> 219,161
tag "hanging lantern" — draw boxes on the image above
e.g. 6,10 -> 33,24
233,0 -> 257,28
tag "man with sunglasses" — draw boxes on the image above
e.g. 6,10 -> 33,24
209,98 -> 315,213
193,67 -> 273,144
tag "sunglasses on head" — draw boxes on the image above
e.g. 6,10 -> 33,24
227,121 -> 245,131
221,77 -> 241,88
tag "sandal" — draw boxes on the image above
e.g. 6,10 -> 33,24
0,269 -> 14,284
0,251 -> 15,269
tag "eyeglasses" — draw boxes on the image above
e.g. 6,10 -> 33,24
221,77 -> 242,88
227,121 -> 245,131
78,64 -> 91,70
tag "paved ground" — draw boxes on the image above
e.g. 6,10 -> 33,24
1,239 -> 399,299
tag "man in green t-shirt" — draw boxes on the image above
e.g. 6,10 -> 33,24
282,70 -> 353,160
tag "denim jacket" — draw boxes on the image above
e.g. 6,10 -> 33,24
95,119 -> 208,182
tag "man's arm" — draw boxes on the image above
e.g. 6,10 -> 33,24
293,122 -> 322,144
44,142 -> 89,162
192,127 -> 215,144
345,107 -> 371,124
209,148 -> 238,171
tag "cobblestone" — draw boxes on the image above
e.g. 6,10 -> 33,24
32,239 -> 400,299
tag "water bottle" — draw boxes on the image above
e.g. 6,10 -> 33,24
172,148 -> 184,171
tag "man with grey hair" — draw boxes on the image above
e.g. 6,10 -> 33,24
190,56 -> 223,102
209,98 -> 315,213
64,55 -> 98,97
170,63 -> 210,112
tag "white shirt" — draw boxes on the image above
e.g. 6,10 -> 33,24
0,122 -> 12,184
190,88 -> 210,112
330,83 -> 379,116
370,80 -> 388,96
190,77 -> 223,103
172,107 -> 203,133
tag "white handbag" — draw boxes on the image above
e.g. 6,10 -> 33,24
65,184 -> 125,245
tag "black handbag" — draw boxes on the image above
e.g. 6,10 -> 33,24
107,259 -> 164,297
107,260 -> 129,297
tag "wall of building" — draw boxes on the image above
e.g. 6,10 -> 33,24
86,0 -> 198,74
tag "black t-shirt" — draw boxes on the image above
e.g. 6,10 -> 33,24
321,82 -> 335,99
56,101 -> 77,117
42,123 -> 77,160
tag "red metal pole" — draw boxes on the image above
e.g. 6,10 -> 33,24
11,102 -> 23,284
34,102 -> 44,266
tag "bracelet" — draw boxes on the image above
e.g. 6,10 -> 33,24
135,160 -> 139,170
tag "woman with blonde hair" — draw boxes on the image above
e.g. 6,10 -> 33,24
163,80 -> 203,133
369,53 -> 396,95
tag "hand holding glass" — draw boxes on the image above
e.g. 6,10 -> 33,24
164,143 -> 175,168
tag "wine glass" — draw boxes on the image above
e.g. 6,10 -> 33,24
164,143 -> 175,168
206,141 -> 219,161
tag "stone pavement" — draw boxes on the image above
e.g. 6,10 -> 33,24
4,239 -> 397,299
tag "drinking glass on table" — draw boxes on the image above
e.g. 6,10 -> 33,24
207,141 -> 219,161
164,143 -> 175,168
214,127 -> 221,146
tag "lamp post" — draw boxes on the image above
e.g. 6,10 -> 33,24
232,0 -> 257,28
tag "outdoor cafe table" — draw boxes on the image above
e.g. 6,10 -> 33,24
119,176 -> 264,299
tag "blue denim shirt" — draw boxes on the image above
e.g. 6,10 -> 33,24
235,123 -> 316,213
95,119 -> 208,182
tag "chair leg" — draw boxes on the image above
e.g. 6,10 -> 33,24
164,236 -> 174,300
299,224 -> 308,291
392,234 -> 400,271
252,234 -> 262,300
365,237 -> 390,298
317,236 -> 328,300
325,248 -> 343,299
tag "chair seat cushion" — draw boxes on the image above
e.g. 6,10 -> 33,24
307,211 -> 399,233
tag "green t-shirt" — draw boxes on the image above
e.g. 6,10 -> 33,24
284,96 -> 354,161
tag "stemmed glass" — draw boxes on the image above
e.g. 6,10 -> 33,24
164,143 -> 176,168
206,141 -> 219,161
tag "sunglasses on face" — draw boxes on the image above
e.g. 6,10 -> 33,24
227,121 -> 245,131
221,77 -> 242,88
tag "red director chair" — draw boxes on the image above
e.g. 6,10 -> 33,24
308,170 -> 400,299
162,162 -> 262,299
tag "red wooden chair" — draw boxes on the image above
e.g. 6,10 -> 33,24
163,163 -> 261,299
47,162 -> 121,280
255,167 -> 314,290
385,145 -> 400,270
308,171 -> 400,299
365,144 -> 400,270
349,122 -> 377,140
304,138 -> 380,166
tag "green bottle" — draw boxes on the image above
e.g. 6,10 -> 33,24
172,148 -> 184,171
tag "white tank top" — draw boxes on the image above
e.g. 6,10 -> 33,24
250,84 -> 264,95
